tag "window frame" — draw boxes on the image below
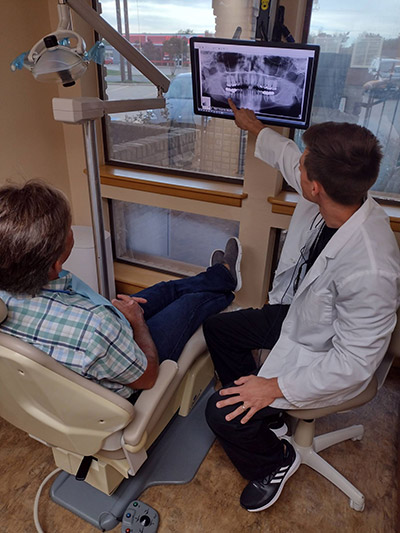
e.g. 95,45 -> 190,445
95,4 -> 247,185
286,0 -> 400,204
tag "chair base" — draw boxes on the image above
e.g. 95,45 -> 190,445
52,447 -> 130,495
288,421 -> 365,512
50,381 -> 216,531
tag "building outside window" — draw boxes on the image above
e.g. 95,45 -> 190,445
99,0 -> 258,274
101,0 -> 400,276
300,0 -> 400,200
99,0 -> 260,181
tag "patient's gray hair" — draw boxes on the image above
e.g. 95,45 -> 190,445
0,180 -> 71,296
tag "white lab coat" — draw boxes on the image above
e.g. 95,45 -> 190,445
255,127 -> 400,409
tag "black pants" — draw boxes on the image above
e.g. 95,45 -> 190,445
206,388 -> 285,480
203,304 -> 289,386
203,304 -> 290,480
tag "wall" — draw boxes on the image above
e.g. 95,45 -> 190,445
0,1 -> 71,200
0,0 -> 100,226
48,0 -> 102,226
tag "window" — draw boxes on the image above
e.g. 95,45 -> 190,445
300,0 -> 400,200
99,1 -> 258,274
99,0 -> 260,180
110,200 -> 239,276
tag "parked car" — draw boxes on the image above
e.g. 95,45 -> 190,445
150,72 -> 202,127
369,57 -> 400,83
365,58 -> 400,99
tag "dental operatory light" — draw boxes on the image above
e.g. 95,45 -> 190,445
29,32 -> 88,87
10,1 -> 104,87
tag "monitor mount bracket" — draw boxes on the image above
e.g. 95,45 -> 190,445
256,0 -> 294,43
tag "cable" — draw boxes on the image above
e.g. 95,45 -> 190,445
256,213 -> 325,368
33,467 -> 62,533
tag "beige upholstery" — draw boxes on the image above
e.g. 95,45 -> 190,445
283,311 -> 400,512
0,298 -> 217,495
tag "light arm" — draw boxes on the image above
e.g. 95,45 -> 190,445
65,0 -> 170,93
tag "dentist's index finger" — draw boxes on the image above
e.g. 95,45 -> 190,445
228,98 -> 238,113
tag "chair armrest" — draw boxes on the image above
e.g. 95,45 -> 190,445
122,359 -> 178,448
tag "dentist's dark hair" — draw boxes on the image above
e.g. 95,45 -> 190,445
302,122 -> 382,205
0,180 -> 71,296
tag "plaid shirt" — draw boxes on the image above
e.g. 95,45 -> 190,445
0,273 -> 147,398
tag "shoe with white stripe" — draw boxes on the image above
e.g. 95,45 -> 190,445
240,440 -> 300,512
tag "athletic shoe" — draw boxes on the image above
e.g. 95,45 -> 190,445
223,237 -> 242,291
210,249 -> 225,267
240,440 -> 300,512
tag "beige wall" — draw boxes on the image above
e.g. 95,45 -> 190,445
0,1 -> 71,199
0,0 -> 99,225
48,1 -> 102,226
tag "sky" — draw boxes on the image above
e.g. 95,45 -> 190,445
100,0 -> 215,34
99,0 -> 400,41
310,0 -> 400,42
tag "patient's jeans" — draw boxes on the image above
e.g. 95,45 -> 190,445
133,264 -> 235,362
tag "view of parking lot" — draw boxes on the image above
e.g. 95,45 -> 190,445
98,0 -> 400,273
104,63 -> 245,180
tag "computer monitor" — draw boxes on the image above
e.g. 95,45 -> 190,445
190,37 -> 319,129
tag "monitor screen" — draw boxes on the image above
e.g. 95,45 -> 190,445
190,37 -> 319,129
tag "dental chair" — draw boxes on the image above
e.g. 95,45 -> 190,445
0,297 -> 216,501
283,312 -> 400,512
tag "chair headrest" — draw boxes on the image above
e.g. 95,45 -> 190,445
0,298 -> 7,324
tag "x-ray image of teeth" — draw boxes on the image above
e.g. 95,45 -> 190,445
199,51 -> 308,118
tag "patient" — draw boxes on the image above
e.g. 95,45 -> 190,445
0,180 -> 241,402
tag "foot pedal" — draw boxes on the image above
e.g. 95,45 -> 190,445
121,500 -> 159,533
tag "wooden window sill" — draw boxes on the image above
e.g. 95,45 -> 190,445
114,262 -> 183,294
100,165 -> 247,207
268,191 -> 400,232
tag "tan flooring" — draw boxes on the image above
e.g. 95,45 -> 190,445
1,368 -> 399,533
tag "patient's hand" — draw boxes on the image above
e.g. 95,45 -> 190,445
113,294 -> 159,389
112,294 -> 147,328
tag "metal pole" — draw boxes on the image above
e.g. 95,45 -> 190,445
115,0 -> 126,82
82,120 -> 110,299
123,0 -> 132,81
